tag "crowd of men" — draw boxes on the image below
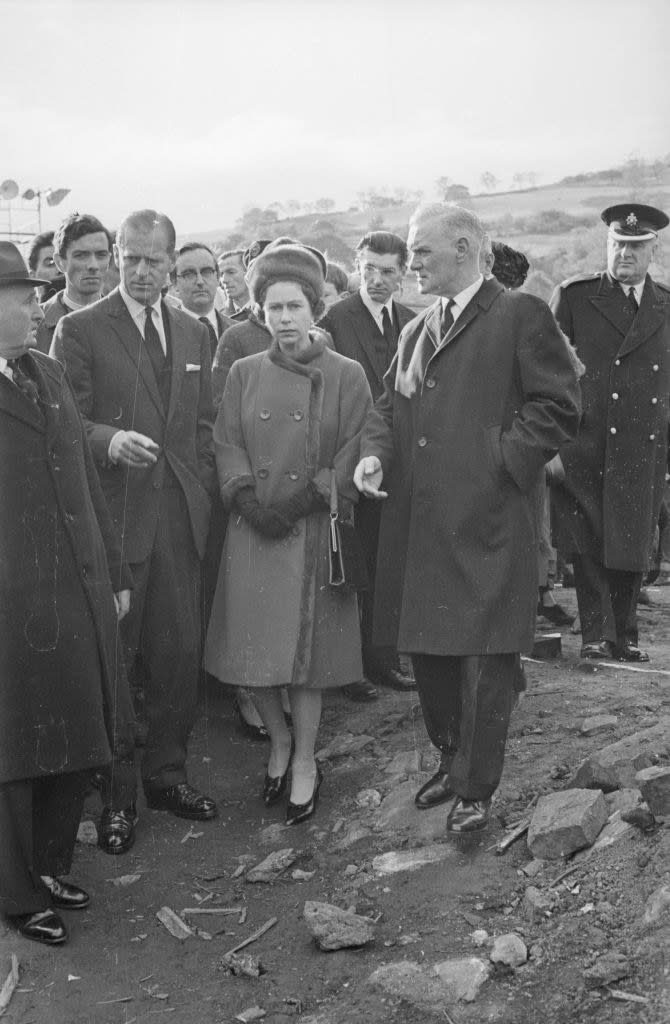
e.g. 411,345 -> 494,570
1,197 -> 668,946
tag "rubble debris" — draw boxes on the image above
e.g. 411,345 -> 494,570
315,733 -> 374,760
372,845 -> 454,875
635,765 -> 670,816
431,957 -> 491,1002
642,884 -> 670,926
303,901 -> 375,951
527,789 -> 608,859
155,907 -> 193,940
180,906 -> 242,916
470,929 -> 489,947
221,953 -> 265,978
622,804 -> 656,831
224,917 -> 278,957
579,715 -> 618,736
522,886 -> 555,922
234,1007 -> 266,1023
246,849 -> 297,883
291,869 -> 315,881
355,789 -> 382,809
384,750 -> 422,778
578,813 -> 635,858
368,961 -> 451,1016
76,821 -> 99,846
489,933 -> 527,968
607,989 -> 649,1004
494,818 -> 530,855
107,874 -> 141,887
0,955 -> 19,1017
605,788 -> 643,815
583,952 -> 630,987
570,719 -> 670,791
372,781 -> 450,843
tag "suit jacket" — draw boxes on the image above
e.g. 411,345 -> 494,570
550,272 -> 670,570
320,292 -> 415,400
34,290 -> 69,355
51,288 -> 216,564
0,351 -> 134,783
361,279 -> 581,655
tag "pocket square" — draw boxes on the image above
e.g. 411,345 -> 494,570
185,363 -> 201,372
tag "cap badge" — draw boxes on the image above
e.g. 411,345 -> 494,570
626,212 -> 638,227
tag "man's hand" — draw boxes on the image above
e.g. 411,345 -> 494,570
114,589 -> 131,621
353,456 -> 387,499
110,430 -> 160,468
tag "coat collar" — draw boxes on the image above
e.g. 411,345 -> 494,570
267,333 -> 327,377
40,290 -> 69,329
425,277 -> 503,354
0,351 -> 64,442
588,273 -> 669,355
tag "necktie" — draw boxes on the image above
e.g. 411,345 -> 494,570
143,306 -> 170,408
441,298 -> 456,337
199,316 -> 219,359
381,306 -> 397,356
627,287 -> 639,313
7,357 -> 40,405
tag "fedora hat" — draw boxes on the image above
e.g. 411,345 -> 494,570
0,241 -> 50,288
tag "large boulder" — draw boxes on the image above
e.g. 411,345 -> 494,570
570,720 -> 670,791
303,901 -> 375,951
527,789 -> 608,859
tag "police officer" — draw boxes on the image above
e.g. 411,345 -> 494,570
551,204 -> 670,662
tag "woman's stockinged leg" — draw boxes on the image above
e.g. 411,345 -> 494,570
287,687 -> 322,804
249,687 -> 292,778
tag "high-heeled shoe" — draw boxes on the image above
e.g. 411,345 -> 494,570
263,768 -> 289,806
286,765 -> 323,826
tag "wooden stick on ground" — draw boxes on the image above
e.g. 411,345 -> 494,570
180,907 -> 242,916
0,955 -> 19,1017
223,917 -> 278,958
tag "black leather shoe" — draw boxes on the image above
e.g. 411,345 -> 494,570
40,876 -> 90,910
369,667 -> 416,691
263,769 -> 289,806
342,680 -> 378,702
537,601 -> 575,626
580,639 -> 615,660
415,771 -> 454,809
446,798 -> 491,834
615,642 -> 650,663
13,909 -> 67,945
145,783 -> 218,820
98,805 -> 137,855
234,697 -> 269,740
286,766 -> 322,826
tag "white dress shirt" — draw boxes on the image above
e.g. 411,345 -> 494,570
119,284 -> 167,355
619,280 -> 645,306
0,355 -> 12,381
359,286 -> 395,334
442,275 -> 484,324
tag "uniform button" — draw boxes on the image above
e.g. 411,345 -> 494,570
292,410 -> 304,421
651,397 -> 658,404
653,364 -> 659,372
425,378 -> 436,389
612,392 -> 619,400
610,427 -> 617,435
259,409 -> 271,420
614,359 -> 621,366
418,436 -> 427,448
650,434 -> 656,441
257,468 -> 269,479
288,471 -> 299,481
152,480 -> 161,489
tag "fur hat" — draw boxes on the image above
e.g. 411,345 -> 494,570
247,243 -> 325,305
491,241 -> 529,290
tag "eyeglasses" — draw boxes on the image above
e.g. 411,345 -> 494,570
176,267 -> 218,282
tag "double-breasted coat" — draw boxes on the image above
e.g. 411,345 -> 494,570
204,336 -> 372,688
0,351 -> 134,785
361,278 -> 582,656
550,272 -> 670,571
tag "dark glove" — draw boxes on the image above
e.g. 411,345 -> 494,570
270,480 -> 323,523
234,485 -> 292,539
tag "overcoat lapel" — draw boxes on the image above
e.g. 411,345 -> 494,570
349,295 -> 385,392
589,273 -> 634,339
107,288 -> 165,417
0,371 -> 45,432
618,276 -> 669,357
164,301 -> 185,426
27,352 -> 63,448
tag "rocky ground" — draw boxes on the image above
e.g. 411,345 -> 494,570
1,583 -> 669,1024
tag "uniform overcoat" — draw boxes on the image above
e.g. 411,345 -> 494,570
204,336 -> 372,688
550,272 -> 670,571
361,278 -> 581,655
0,351 -> 134,785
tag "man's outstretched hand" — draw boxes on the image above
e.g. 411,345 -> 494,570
353,456 -> 388,499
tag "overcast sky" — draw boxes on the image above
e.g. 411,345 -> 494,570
1,0 -> 669,237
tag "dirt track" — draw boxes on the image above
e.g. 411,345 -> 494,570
1,582 -> 669,1024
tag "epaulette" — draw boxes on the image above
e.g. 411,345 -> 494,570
560,272 -> 602,289
654,279 -> 670,295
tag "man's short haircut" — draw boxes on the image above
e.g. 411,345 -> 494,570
170,242 -> 218,282
410,203 -> 485,253
117,209 -> 176,254
355,230 -> 408,269
53,213 -> 109,258
325,261 -> 349,294
27,230 -> 55,271
218,249 -> 245,264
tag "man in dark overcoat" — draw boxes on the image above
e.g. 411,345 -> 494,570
550,204 -> 670,662
0,243 -> 134,944
354,204 -> 581,833
52,209 -> 218,850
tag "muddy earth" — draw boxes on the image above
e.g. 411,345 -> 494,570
1,582 -> 669,1024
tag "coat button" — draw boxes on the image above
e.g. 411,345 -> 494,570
288,471 -> 299,481
610,427 -> 617,435
651,397 -> 658,404
257,468 -> 269,479
292,410 -> 304,421
425,378 -> 436,389
614,359 -> 621,366
612,392 -> 619,400
653,364 -> 659,372
260,409 -> 271,420
418,436 -> 427,447
153,480 -> 161,489
650,434 -> 656,441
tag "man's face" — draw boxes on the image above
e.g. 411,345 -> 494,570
407,217 -> 460,297
174,248 -> 219,314
607,235 -> 656,286
0,285 -> 43,359
218,255 -> 247,304
55,231 -> 110,299
115,225 -> 175,306
33,245 -> 60,282
357,248 -> 404,305
323,281 -> 342,309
